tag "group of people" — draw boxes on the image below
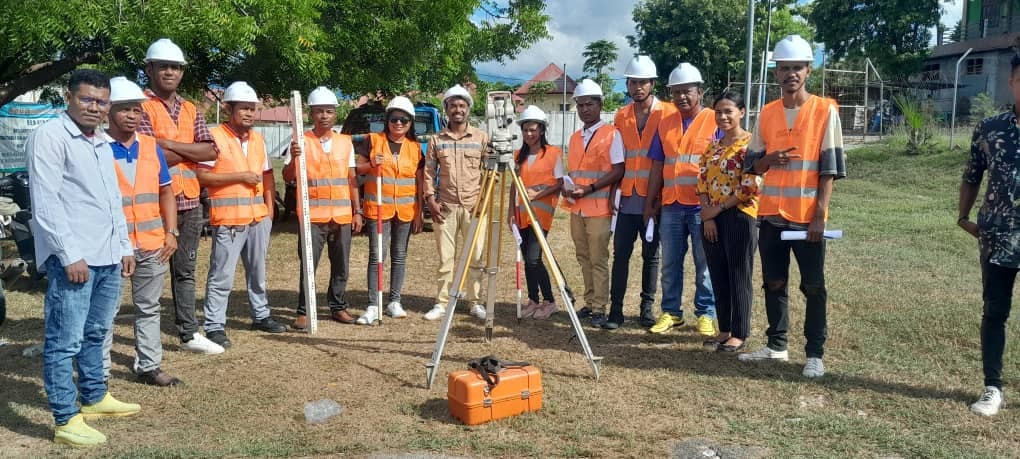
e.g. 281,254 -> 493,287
27,30 -> 1016,447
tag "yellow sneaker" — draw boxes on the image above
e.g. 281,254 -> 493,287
649,313 -> 684,334
54,414 -> 106,447
80,393 -> 140,420
696,315 -> 716,337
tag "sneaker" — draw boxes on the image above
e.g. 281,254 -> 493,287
649,313 -> 684,334
252,316 -> 288,333
696,316 -> 717,337
205,330 -> 231,349
80,393 -> 141,420
180,333 -> 225,354
738,346 -> 789,362
54,414 -> 106,447
533,301 -> 559,320
137,368 -> 183,387
470,304 -> 487,320
602,321 -> 620,330
386,301 -> 407,318
803,357 -> 825,378
423,304 -> 446,321
639,308 -> 657,328
576,306 -> 593,319
970,386 -> 1004,416
356,306 -> 380,325
590,313 -> 608,328
521,300 -> 542,319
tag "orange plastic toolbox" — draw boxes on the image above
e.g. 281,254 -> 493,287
447,364 -> 543,425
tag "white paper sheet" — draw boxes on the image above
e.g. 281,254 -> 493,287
511,224 -> 523,246
610,189 -> 622,232
645,218 -> 655,242
780,229 -> 843,241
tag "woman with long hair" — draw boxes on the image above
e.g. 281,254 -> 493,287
512,106 -> 563,319
355,96 -> 425,324
697,91 -> 761,352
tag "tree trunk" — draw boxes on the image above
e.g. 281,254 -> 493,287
0,52 -> 102,107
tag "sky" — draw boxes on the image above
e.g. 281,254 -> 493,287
475,0 -> 966,88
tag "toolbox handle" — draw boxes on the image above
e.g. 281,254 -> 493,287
467,356 -> 530,388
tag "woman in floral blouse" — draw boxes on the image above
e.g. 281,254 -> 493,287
696,91 -> 761,352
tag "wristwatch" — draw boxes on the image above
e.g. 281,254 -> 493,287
166,228 -> 180,237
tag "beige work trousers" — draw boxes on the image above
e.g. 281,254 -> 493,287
434,203 -> 485,305
570,214 -> 612,314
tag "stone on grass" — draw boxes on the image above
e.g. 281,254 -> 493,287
673,438 -> 769,459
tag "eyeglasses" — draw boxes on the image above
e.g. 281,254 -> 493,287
388,117 -> 411,125
76,96 -> 112,109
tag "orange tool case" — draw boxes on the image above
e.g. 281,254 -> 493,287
447,357 -> 543,425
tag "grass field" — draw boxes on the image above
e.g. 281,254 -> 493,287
1,137 -> 1018,458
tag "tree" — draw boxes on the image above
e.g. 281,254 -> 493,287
526,81 -> 555,105
949,19 -> 963,43
0,0 -> 549,107
583,40 -> 619,76
809,0 -> 941,82
629,0 -> 811,95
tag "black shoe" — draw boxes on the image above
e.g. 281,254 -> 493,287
577,307 -> 593,319
137,368 -> 183,387
602,321 -> 620,330
718,341 -> 747,353
206,330 -> 231,349
639,306 -> 656,328
252,316 -> 288,333
590,313 -> 608,328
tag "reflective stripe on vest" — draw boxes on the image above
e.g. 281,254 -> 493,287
300,131 -> 355,224
567,127 -> 617,217
114,134 -> 165,251
363,132 -> 420,222
515,146 -> 562,230
757,95 -> 835,224
658,108 -> 718,206
207,126 -> 270,226
141,97 -> 201,198
615,101 -> 674,197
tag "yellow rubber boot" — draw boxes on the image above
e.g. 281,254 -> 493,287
80,393 -> 141,420
54,414 -> 107,447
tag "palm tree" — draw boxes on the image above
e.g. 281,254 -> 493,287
583,40 -> 619,76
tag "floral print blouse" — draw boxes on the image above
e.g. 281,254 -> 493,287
696,136 -> 762,217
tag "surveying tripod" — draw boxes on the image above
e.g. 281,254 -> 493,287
424,91 -> 602,389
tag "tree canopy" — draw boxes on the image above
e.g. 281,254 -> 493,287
582,40 -> 619,76
629,0 -> 811,95
0,0 -> 549,107
809,0 -> 941,81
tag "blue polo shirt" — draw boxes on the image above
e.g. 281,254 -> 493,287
109,135 -> 172,187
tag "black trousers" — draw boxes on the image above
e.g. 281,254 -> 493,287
759,220 -> 828,358
609,212 -> 660,323
981,255 -> 1016,389
171,206 -> 205,340
296,222 -> 352,315
518,225 -> 554,303
703,209 -> 757,339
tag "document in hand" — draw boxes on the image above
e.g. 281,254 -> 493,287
780,230 -> 844,241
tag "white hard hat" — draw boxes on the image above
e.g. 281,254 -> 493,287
573,78 -> 604,99
223,81 -> 259,103
109,76 -> 147,104
144,38 -> 187,64
772,35 -> 814,62
442,84 -> 473,108
307,86 -> 338,106
386,96 -> 416,118
667,62 -> 704,87
623,55 -> 657,79
517,105 -> 547,125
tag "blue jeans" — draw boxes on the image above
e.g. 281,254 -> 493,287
42,256 -> 123,425
659,207 -> 715,319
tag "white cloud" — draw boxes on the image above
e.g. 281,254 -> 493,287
941,0 -> 964,28
475,0 -> 641,85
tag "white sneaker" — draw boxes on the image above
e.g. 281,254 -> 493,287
803,357 -> 825,378
423,304 -> 446,321
738,346 -> 789,362
470,304 -> 487,320
386,301 -> 407,318
180,333 -> 225,355
355,306 -> 380,325
970,386 -> 1004,416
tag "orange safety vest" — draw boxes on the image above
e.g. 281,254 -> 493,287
515,145 -> 562,231
207,125 -> 269,226
141,96 -> 202,199
757,95 -> 836,224
567,126 -> 616,218
659,108 -> 718,206
363,132 -> 420,222
114,134 -> 165,251
299,131 -> 354,224
615,100 -> 674,197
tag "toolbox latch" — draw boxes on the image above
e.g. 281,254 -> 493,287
483,398 -> 493,408
521,390 -> 530,399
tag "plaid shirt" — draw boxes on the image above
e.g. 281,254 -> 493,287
137,89 -> 214,211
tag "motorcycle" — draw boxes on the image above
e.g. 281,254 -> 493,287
0,171 -> 35,326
